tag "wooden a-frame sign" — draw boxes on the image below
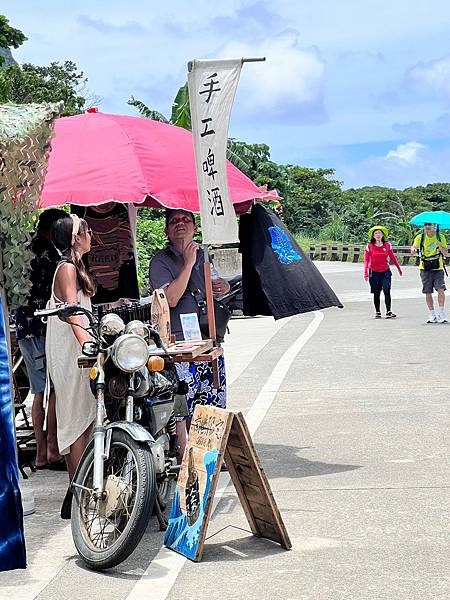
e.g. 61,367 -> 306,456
164,405 -> 291,561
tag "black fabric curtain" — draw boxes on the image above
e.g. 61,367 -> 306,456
239,204 -> 343,319
72,203 -> 140,305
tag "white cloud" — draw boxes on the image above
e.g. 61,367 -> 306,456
385,141 -> 426,165
408,55 -> 450,102
219,31 -> 327,123
338,141 -> 450,189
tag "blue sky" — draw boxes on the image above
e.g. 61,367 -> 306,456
4,0 -> 450,189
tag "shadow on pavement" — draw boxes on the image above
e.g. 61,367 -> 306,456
70,515 -> 170,578
201,534 -> 288,563
255,443 -> 362,479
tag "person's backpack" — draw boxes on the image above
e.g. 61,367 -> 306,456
419,228 -> 444,272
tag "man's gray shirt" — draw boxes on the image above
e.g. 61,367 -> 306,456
149,245 -> 205,340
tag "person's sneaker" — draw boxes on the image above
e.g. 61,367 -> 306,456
386,311 -> 397,319
374,312 -> 382,319
427,313 -> 438,323
437,312 -> 448,323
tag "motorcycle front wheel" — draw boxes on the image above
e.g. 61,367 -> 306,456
71,429 -> 156,570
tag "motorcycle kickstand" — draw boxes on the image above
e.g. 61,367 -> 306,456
154,497 -> 168,531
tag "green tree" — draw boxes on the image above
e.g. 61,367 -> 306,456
282,167 -> 343,234
0,61 -> 87,115
127,96 -> 168,123
135,210 -> 167,293
410,183 -> 450,210
338,185 -> 433,245
0,15 -> 27,65
128,83 -> 191,129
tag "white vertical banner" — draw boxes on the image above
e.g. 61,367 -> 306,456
188,58 -> 242,244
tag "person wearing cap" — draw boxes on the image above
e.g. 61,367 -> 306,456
364,226 -> 403,318
411,222 -> 448,323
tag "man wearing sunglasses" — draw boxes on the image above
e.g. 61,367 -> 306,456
411,222 -> 449,323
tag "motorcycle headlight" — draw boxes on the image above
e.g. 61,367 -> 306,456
100,313 -> 125,340
111,334 -> 149,372
125,320 -> 149,340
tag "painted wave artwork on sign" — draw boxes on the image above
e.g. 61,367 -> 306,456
164,449 -> 218,560
0,300 -> 26,571
268,226 -> 302,265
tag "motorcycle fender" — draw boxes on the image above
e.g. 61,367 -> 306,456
106,421 -> 155,445
71,423 -> 155,486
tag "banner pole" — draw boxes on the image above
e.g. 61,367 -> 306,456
203,244 -> 216,341
187,57 -> 266,72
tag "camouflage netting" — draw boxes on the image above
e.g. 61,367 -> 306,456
0,102 -> 62,308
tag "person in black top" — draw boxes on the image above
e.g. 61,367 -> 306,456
15,208 -> 66,469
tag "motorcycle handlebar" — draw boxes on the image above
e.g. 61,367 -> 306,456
35,305 -> 166,350
35,304 -> 97,328
147,326 -> 163,348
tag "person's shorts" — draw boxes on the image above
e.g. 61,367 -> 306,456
420,269 -> 446,294
17,335 -> 47,395
369,269 -> 392,294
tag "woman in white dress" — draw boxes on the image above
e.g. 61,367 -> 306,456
46,214 -> 96,515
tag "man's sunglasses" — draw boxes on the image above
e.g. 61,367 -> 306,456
168,216 -> 194,226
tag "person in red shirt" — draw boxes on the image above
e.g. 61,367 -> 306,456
364,226 -> 403,318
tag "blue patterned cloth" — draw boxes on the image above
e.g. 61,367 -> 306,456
0,299 -> 26,571
268,226 -> 302,265
175,355 -> 227,418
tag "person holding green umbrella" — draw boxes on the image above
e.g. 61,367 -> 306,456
364,226 -> 403,318
411,222 -> 449,323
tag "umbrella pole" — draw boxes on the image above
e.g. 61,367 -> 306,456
203,245 -> 216,341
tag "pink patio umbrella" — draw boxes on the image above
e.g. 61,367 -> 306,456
40,110 -> 276,211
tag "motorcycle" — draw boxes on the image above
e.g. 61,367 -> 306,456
35,303 -> 183,570
222,275 -> 243,314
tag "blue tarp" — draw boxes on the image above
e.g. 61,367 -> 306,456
0,299 -> 26,571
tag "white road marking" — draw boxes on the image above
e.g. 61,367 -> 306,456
6,316 -> 293,600
221,545 -> 248,558
9,522 -> 73,600
126,311 -> 324,600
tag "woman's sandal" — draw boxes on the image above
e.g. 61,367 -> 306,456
386,311 -> 397,319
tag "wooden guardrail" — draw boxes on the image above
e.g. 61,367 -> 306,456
307,244 -> 432,266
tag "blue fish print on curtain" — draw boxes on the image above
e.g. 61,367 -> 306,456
268,226 -> 302,265
0,300 -> 26,571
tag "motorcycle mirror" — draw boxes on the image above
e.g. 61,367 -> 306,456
148,327 -> 162,348
82,341 -> 99,357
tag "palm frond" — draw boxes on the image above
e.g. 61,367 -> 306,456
170,83 -> 191,130
127,96 -> 169,122
226,138 -> 257,175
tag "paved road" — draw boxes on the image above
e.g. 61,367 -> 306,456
1,263 -> 449,600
